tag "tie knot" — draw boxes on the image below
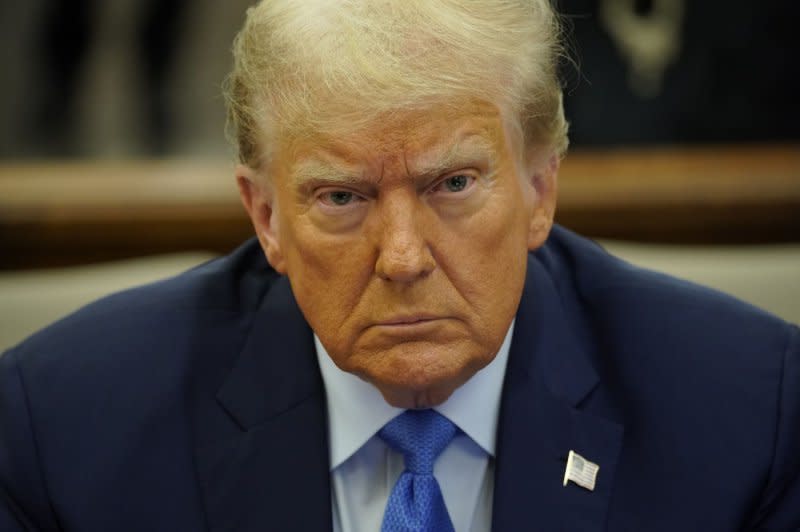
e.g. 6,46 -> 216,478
379,409 -> 457,475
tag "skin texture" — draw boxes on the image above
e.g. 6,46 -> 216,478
238,99 -> 558,408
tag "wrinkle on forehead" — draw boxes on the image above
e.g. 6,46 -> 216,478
286,122 -> 503,188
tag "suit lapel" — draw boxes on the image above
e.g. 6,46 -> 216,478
492,257 -> 624,532
195,276 -> 332,532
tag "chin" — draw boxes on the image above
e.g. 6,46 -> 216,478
377,382 -> 457,409
363,343 -> 486,408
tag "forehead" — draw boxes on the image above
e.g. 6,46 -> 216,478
271,100 -> 513,182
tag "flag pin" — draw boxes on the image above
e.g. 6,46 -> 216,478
562,450 -> 599,491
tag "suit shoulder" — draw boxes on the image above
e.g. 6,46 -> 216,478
540,225 -> 794,360
3,239 -> 278,391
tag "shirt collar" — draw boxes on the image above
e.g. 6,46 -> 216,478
316,320 -> 514,470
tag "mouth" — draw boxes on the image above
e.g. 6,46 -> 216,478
366,314 -> 456,340
376,314 -> 441,326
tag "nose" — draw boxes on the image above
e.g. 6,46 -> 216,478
374,196 -> 436,283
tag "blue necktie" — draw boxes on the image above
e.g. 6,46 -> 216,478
379,409 -> 457,532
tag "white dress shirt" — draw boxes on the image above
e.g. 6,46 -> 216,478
315,321 -> 514,532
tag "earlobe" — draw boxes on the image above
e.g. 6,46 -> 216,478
527,212 -> 553,250
526,153 -> 559,251
235,165 -> 287,273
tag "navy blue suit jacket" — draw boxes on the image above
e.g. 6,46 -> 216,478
1,226 -> 798,531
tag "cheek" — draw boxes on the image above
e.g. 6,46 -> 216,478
281,219 -> 375,341
435,188 -> 531,321
446,188 -> 529,269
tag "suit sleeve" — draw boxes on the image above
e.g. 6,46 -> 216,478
0,349 -> 60,531
747,324 -> 800,531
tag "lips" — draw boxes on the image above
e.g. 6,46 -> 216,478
377,314 -> 441,326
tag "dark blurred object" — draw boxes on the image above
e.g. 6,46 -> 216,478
560,0 -> 800,146
138,0 -> 188,155
32,0 -> 93,156
22,0 -> 187,157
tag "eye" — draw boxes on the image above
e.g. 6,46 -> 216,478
329,191 -> 353,205
444,175 -> 469,192
319,190 -> 361,207
431,174 -> 475,194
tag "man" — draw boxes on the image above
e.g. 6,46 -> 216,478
1,1 -> 798,531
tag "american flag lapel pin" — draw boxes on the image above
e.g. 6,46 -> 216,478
562,450 -> 599,491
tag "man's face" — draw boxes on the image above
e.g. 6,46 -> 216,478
238,99 -> 557,408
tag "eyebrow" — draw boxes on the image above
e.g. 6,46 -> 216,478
411,132 -> 496,178
289,160 -> 363,187
289,131 -> 497,188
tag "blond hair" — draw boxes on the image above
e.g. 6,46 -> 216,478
224,0 -> 569,169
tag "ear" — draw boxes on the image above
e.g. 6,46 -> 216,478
526,152 -> 559,251
235,164 -> 287,273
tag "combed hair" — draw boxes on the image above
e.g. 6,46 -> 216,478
224,0 -> 569,169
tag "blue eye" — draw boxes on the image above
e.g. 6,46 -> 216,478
443,175 -> 469,192
327,191 -> 354,205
